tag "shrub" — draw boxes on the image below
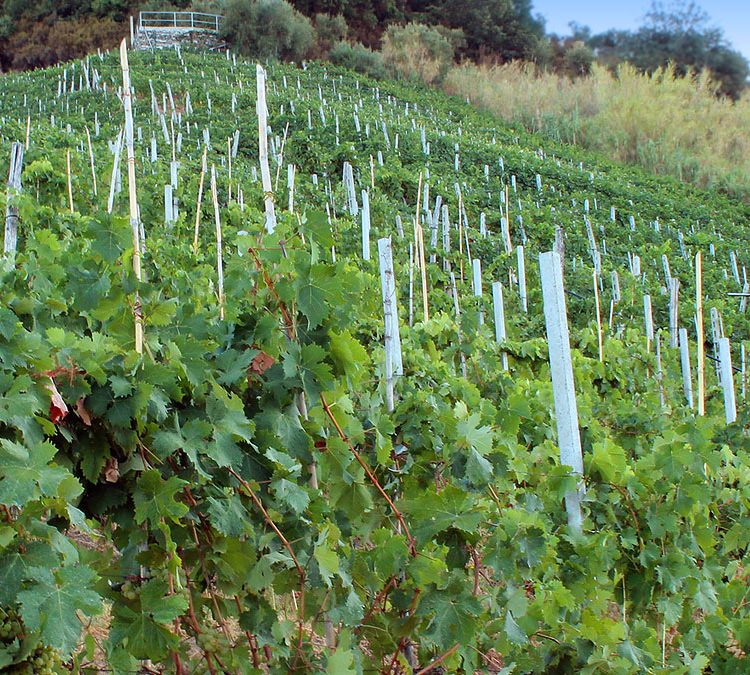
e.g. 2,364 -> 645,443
328,41 -> 387,80
190,0 -> 227,12
1,16 -> 124,71
313,13 -> 347,58
563,41 -> 594,77
221,0 -> 314,62
381,22 -> 454,85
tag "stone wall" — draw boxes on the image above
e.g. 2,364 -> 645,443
133,29 -> 226,51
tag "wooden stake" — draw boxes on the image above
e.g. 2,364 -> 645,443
210,165 -> 225,320
361,190 -> 371,261
413,172 -> 422,270
417,222 -> 428,323
193,148 -> 207,253
120,39 -> 143,355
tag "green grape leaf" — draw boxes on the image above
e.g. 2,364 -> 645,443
419,573 -> 483,647
295,262 -> 336,329
0,542 -> 58,604
133,470 -> 188,526
272,478 -> 310,515
400,485 -> 483,545
455,402 -> 494,456
326,647 -> 357,674
282,343 -> 334,399
0,439 -> 73,507
110,579 -> 187,660
18,565 -> 101,655
206,492 -> 251,537
466,448 -> 494,484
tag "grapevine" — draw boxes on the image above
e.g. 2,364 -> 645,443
0,45 -> 749,673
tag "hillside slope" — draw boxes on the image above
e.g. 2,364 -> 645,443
0,48 -> 749,672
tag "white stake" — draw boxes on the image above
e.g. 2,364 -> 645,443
361,190 -> 371,261
472,258 -> 483,326
539,251 -> 585,531
517,245 -> 527,313
378,238 -> 404,410
718,337 -> 737,424
669,278 -> 679,348
679,328 -> 694,409
644,295 -> 654,352
256,65 -> 276,233
4,142 -> 23,259
492,281 -> 509,371
107,128 -> 123,214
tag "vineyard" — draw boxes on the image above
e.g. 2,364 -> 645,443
1,43 -> 750,674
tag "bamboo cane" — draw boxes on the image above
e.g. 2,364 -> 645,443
210,165 -> 225,320
193,148 -> 207,253
120,39 -> 143,354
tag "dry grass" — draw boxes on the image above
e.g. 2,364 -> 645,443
443,61 -> 750,199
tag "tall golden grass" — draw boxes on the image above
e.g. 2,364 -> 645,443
443,61 -> 750,199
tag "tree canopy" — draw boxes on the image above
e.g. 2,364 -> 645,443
587,1 -> 748,99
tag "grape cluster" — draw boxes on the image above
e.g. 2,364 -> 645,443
197,624 -> 227,654
0,608 -> 62,674
120,580 -> 139,601
0,608 -> 23,643
8,644 -> 62,674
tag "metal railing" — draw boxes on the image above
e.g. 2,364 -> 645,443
138,11 -> 223,32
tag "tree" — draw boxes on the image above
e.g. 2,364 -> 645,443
436,0 -> 544,61
587,1 -> 748,99
221,0 -> 315,62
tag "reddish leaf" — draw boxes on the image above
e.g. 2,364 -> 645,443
75,398 -> 92,426
103,457 -> 120,483
46,378 -> 69,425
249,351 -> 275,377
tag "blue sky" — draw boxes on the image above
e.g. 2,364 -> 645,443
532,0 -> 750,59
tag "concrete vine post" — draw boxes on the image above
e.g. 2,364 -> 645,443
539,251 -> 585,532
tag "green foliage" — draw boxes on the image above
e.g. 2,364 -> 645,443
381,22 -> 455,86
0,16 -> 124,71
435,0 -> 544,61
221,0 -> 315,62
312,12 -> 348,57
1,46 -> 750,673
329,40 -> 387,79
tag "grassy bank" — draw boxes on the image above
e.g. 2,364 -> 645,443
443,61 -> 750,200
